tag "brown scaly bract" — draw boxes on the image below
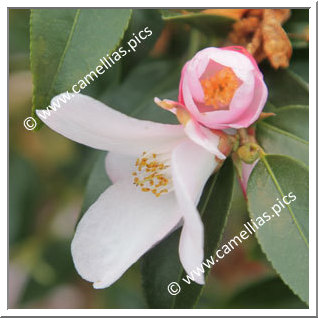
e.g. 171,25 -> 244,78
228,9 -> 293,69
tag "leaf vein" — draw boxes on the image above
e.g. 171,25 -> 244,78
259,122 -> 308,145
260,154 -> 309,248
46,9 -> 81,101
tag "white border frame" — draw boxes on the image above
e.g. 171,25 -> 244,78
4,1 -> 316,316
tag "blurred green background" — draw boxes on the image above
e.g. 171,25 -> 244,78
9,8 -> 308,309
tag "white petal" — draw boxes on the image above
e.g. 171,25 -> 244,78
171,140 -> 218,284
154,97 -> 225,160
183,120 -> 225,160
71,180 -> 181,289
36,93 -> 185,156
105,152 -> 136,183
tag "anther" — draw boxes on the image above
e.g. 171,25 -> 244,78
132,151 -> 172,197
200,67 -> 240,110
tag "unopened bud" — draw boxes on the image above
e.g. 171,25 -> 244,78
237,143 -> 260,164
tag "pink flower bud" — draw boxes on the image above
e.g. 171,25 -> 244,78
178,46 -> 268,130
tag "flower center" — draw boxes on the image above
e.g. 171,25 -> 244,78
200,67 -> 240,110
132,151 -> 172,197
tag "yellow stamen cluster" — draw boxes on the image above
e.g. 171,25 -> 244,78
132,152 -> 170,197
200,67 -> 240,110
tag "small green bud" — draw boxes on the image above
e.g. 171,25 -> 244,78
237,143 -> 260,164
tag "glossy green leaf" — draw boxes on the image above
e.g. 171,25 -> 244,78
257,105 -> 308,165
101,59 -> 180,124
161,9 -> 236,37
261,65 -> 308,107
247,154 -> 309,304
121,9 -> 164,76
142,159 -> 234,308
226,276 -> 307,309
30,8 -> 132,127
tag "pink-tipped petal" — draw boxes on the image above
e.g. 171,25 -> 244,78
178,46 -> 268,129
221,46 -> 260,70
178,62 -> 189,105
228,73 -> 268,128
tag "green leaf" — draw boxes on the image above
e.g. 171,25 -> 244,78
161,10 -> 236,37
30,8 -> 132,127
101,59 -> 180,124
260,105 -> 308,140
247,154 -> 309,304
261,65 -> 308,107
142,159 -> 234,308
226,276 -> 307,309
121,9 -> 164,76
257,105 -> 308,165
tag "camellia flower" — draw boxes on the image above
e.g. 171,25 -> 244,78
37,93 -> 229,288
177,46 -> 268,130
